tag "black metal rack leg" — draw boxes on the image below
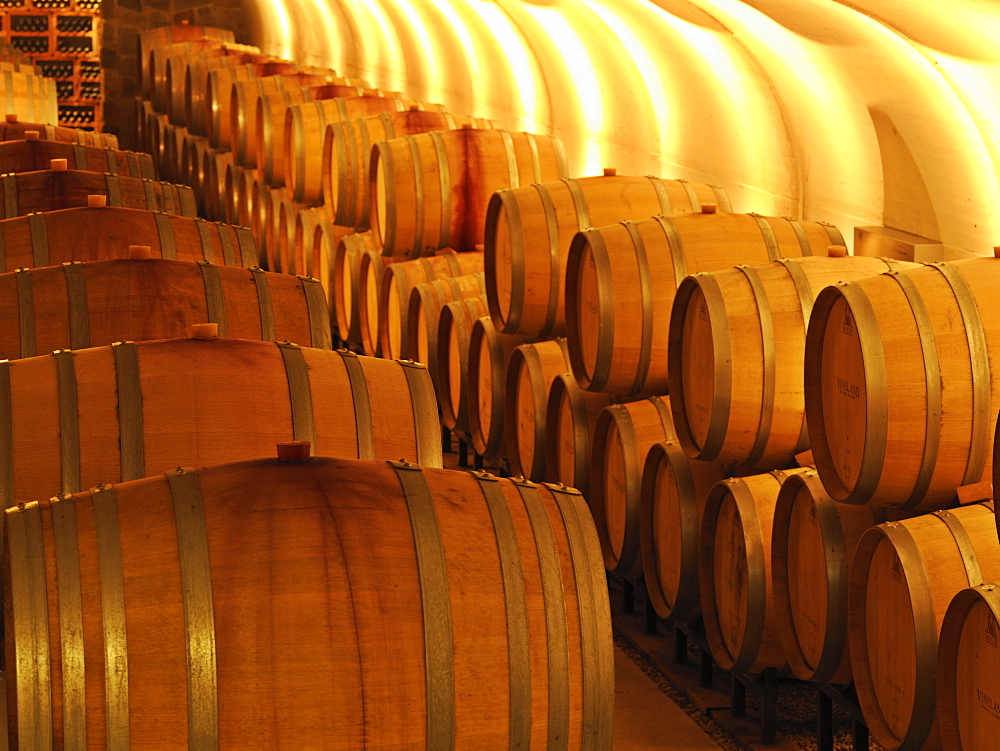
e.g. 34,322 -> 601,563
818,689 -> 834,751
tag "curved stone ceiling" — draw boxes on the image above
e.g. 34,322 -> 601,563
243,0 -> 1000,252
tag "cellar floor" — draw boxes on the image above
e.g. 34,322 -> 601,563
613,645 -> 724,749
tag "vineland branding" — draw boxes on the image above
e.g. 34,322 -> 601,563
837,377 -> 860,399
977,688 -> 1000,722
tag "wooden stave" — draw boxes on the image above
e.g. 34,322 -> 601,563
566,212 -> 844,397
484,175 -> 732,340
4,457 -> 613,748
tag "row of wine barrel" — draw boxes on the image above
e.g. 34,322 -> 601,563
138,23 -> 1000,751
0,25 -> 618,749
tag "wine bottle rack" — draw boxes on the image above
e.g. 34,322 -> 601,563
0,2 -> 101,129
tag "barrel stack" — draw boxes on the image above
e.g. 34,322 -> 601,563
2,23 -> 617,748
13,18 -> 998,751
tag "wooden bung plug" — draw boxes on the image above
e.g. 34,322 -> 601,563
87,194 -> 107,208
128,244 -> 152,260
277,441 -> 311,462
828,244 -> 847,258
408,104 -> 420,111
50,158 -> 68,171
701,203 -> 718,214
5,114 -> 16,123
23,130 -> 39,141
993,245 -> 1000,258
603,167 -> 617,177
189,322 -> 218,340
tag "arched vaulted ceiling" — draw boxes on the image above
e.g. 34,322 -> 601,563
244,0 -> 1000,253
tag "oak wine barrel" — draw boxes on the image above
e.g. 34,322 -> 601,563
668,253 -> 911,470
331,229 -> 383,348
770,469 -> 886,683
285,95 -> 446,206
700,469 -> 809,673
138,23 -> 235,97
183,51 -> 274,136
0,258 -> 331,358
937,583 -> 1000,751
437,295 -> 490,432
0,138 -> 154,180
485,174 -> 732,339
0,336 -> 441,506
0,168 -> 197,219
566,210 -> 844,396
848,502 -> 1000,750
806,257 -> 1000,510
467,316 -> 528,460
205,62 -> 302,149
148,40 -> 257,115
372,128 -> 568,260
322,108 -> 495,229
165,43 -> 263,127
4,455 -> 613,748
589,396 -> 676,574
407,273 -> 486,387
254,84 -> 370,187
369,249 -> 484,360
544,372 -> 619,497
503,338 -> 571,481
230,74 -> 360,166
0,206 -> 258,271
639,440 -> 728,622
0,116 -> 118,149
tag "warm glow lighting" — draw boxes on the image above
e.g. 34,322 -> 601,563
263,0 -> 295,59
249,0 -> 1000,255
466,0 -> 542,131
348,0 -> 407,89
379,0 -> 447,102
579,0 -> 671,164
523,4 -> 603,173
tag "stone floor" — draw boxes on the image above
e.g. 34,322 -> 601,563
614,647 -> 723,750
